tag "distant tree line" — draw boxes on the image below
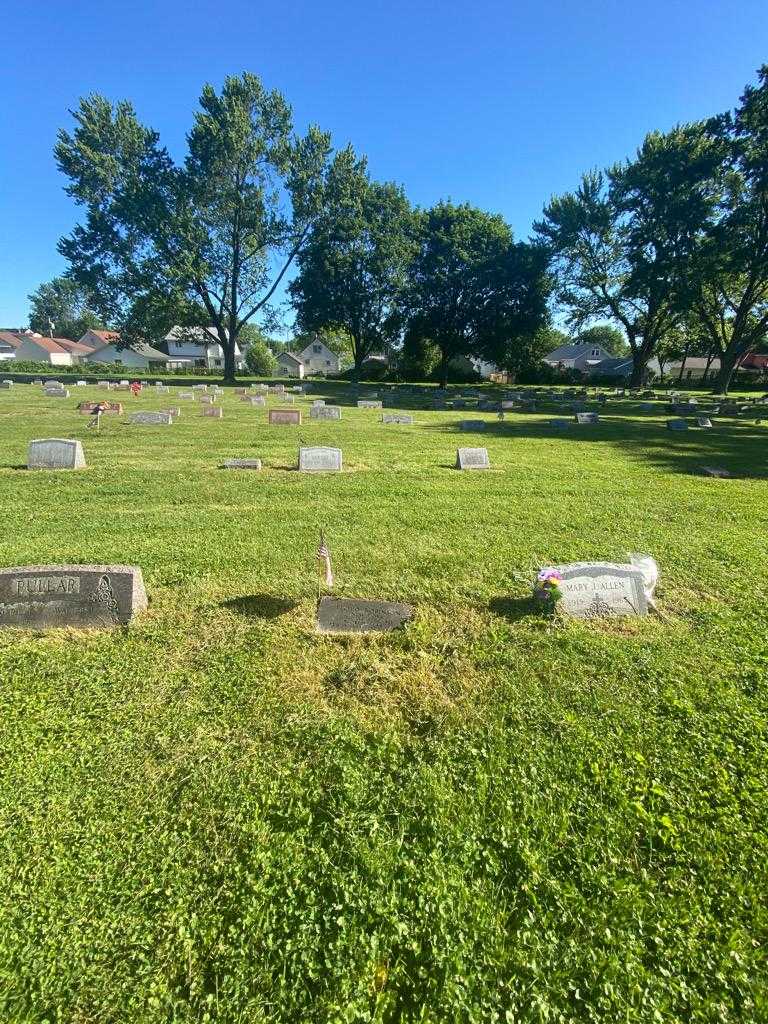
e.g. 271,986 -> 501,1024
43,64 -> 768,393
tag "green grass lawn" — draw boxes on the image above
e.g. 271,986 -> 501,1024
1,382 -> 767,1023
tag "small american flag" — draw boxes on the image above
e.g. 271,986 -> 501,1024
316,532 -> 334,588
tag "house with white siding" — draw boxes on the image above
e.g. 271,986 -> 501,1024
276,351 -> 305,378
13,333 -> 91,365
81,336 -> 169,369
158,326 -> 246,370
296,337 -> 341,375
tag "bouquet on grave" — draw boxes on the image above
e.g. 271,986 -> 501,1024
533,568 -> 563,612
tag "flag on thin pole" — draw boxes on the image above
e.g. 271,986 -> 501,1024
316,531 -> 333,595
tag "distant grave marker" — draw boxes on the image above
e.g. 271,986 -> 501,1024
697,417 -> 713,429
222,458 -> 262,470
460,420 -> 486,431
269,409 -> 302,426
310,405 -> 342,420
456,447 -> 490,470
357,400 -> 383,409
299,446 -> 342,472
666,418 -> 689,431
78,401 -> 123,415
131,412 -> 173,426
27,438 -> 86,470
575,412 -> 599,425
382,414 -> 414,424
202,406 -> 223,419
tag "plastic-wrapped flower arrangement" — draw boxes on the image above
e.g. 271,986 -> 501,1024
534,568 -> 563,613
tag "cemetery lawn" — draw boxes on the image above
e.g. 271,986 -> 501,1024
1,383 -> 767,1024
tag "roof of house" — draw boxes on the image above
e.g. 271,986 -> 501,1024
544,343 -> 602,361
84,329 -> 121,343
16,334 -> 86,354
85,340 -> 168,361
665,357 -> 722,371
591,357 -> 634,373
164,325 -> 228,345
278,351 -> 304,365
740,353 -> 768,368
0,331 -> 22,350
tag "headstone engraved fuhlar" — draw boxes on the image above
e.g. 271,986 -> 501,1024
0,565 -> 147,630
553,562 -> 648,618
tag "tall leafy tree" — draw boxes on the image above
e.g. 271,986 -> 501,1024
56,74 -> 332,381
689,66 -> 768,394
27,276 -> 103,340
408,202 -> 550,387
536,124 -> 722,386
289,147 -> 416,377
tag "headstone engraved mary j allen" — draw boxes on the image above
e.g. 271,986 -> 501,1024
551,562 -> 648,618
0,565 -> 147,630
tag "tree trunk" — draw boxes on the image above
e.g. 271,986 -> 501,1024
703,349 -> 715,381
677,344 -> 690,384
223,340 -> 237,384
713,350 -> 740,396
439,347 -> 449,389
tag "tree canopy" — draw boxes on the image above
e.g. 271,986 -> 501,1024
27,276 -> 103,340
56,73 -> 333,380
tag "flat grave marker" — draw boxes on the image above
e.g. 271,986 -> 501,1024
317,596 -> 413,634
575,412 -> 599,425
460,420 -> 486,431
666,418 -> 689,431
382,413 -> 414,425
131,412 -> 173,426
202,406 -> 223,419
357,400 -> 383,409
222,458 -> 262,470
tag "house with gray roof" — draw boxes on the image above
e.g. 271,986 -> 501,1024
543,342 -> 614,371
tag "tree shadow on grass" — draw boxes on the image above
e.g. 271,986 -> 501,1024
220,594 -> 297,619
450,414 -> 768,479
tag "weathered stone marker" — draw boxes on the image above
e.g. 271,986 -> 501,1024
131,412 -> 173,425
382,414 -> 414,425
44,389 -> 70,399
697,417 -> 713,429
549,418 -> 570,429
316,596 -> 413,634
666,418 -> 689,431
78,401 -> 124,415
269,409 -> 302,426
202,407 -> 223,418
27,438 -> 85,470
575,412 -> 599,425
456,447 -> 490,470
299,446 -> 342,472
552,562 -> 648,618
247,396 -> 266,406
460,420 -> 486,431
0,564 -> 147,630
701,465 -> 732,478
222,458 -> 262,470
310,405 -> 342,420
357,400 -> 383,409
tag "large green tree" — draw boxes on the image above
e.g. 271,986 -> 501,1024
289,147 -> 416,377
56,74 -> 332,381
576,323 -> 627,355
407,202 -> 550,388
689,66 -> 768,394
27,276 -> 103,340
536,124 -> 722,387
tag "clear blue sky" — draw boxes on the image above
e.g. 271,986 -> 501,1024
1,0 -> 766,329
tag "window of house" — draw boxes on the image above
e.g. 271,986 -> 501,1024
313,344 -> 321,354
591,348 -> 600,357
686,369 -> 692,379
214,359 -> 222,366
326,360 -> 331,366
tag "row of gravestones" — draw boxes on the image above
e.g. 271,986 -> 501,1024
25,439 -> 488,472
0,555 -> 655,633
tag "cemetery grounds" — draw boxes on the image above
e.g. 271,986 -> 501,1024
0,381 -> 767,1023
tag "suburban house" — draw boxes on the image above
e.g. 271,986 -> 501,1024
276,351 -> 305,378
158,326 -> 246,370
738,352 -> 768,374
297,337 -> 341,375
543,342 -> 615,372
648,356 -> 721,381
12,332 -> 91,365
79,328 -> 121,351
0,331 -> 22,361
80,335 -> 169,369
